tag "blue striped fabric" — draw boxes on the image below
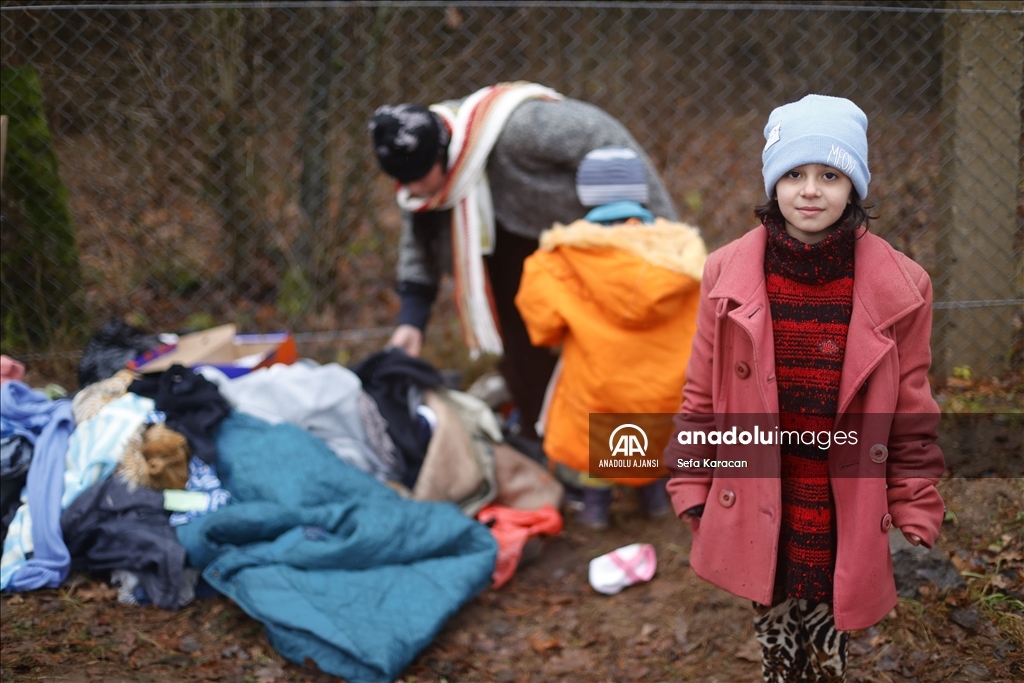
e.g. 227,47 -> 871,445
576,146 -> 649,207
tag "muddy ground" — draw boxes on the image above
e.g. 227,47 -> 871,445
1,476 -> 1021,683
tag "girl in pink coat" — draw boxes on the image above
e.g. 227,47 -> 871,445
666,95 -> 945,683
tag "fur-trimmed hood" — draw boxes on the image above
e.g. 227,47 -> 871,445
534,217 -> 707,327
515,217 -> 706,482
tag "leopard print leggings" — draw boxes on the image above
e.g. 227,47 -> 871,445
753,599 -> 849,683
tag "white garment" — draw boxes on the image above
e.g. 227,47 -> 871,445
588,543 -> 657,595
200,362 -> 394,480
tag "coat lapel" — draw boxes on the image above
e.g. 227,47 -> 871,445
836,231 -> 926,415
708,229 -> 779,415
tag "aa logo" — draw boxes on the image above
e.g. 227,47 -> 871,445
609,424 -> 648,457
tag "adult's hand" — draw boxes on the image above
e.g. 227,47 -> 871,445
386,324 -> 423,357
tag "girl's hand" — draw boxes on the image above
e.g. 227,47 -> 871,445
902,530 -> 922,546
681,504 -> 705,522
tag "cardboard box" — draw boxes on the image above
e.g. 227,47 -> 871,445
130,324 -> 298,377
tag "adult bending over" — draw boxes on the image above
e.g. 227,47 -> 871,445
369,82 -> 677,439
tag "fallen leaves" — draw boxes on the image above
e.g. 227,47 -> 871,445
176,635 -> 202,653
88,623 -> 113,638
528,633 -> 563,655
635,622 -> 657,643
254,662 -> 285,683
541,648 -> 593,676
990,572 -> 1018,591
951,550 -> 983,574
501,604 -> 531,617
672,616 -> 700,654
1,478 -> 1020,683
734,637 -> 761,663
71,582 -> 118,603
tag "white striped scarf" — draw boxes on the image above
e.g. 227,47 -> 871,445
396,82 -> 563,357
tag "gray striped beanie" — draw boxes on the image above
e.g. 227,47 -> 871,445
575,147 -> 649,207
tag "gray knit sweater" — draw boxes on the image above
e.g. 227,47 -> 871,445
396,96 -> 679,329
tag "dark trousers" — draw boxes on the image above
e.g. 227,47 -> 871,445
484,224 -> 559,440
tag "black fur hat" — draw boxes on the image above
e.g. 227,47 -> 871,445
369,104 -> 448,183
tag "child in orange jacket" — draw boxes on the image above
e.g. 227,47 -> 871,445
515,147 -> 706,529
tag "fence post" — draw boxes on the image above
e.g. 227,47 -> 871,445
936,2 -> 1024,381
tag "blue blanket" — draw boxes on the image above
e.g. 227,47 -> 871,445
176,412 -> 496,683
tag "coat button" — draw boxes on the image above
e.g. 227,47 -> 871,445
881,513 -> 892,531
719,489 -> 736,507
734,361 -> 750,379
869,444 -> 888,463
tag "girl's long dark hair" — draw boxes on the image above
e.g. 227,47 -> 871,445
754,193 -> 876,234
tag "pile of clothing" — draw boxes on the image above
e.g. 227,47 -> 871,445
0,338 -> 563,683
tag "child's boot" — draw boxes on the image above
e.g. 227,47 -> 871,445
636,481 -> 670,519
576,487 -> 613,530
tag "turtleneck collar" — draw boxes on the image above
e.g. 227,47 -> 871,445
763,216 -> 854,285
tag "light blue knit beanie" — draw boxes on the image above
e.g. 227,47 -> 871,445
761,94 -> 870,200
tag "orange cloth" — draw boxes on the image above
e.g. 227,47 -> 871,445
477,504 -> 563,588
515,218 -> 705,485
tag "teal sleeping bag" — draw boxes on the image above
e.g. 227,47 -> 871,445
176,412 -> 497,683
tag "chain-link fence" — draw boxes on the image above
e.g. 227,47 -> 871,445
1,1 -> 1021,386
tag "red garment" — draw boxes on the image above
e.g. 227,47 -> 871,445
666,225 -> 945,631
476,504 -> 562,588
0,355 -> 25,384
764,219 -> 854,604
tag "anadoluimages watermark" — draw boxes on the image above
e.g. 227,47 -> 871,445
675,426 -> 859,450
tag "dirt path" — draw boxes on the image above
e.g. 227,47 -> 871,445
2,479 -> 1021,683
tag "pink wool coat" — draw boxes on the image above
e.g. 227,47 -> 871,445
665,226 -> 946,631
